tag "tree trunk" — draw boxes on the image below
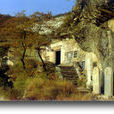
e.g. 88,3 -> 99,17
21,43 -> 26,69
37,50 -> 47,71
21,31 -> 27,69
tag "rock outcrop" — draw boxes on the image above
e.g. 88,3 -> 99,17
57,0 -> 114,72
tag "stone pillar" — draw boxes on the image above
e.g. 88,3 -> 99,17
104,67 -> 113,97
93,67 -> 101,94
85,54 -> 93,89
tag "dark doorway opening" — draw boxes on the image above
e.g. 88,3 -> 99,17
56,51 -> 61,65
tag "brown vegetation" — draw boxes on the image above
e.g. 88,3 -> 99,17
1,0 -> 113,101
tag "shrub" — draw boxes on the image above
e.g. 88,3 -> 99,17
45,61 -> 56,74
0,87 -> 20,100
25,59 -> 38,69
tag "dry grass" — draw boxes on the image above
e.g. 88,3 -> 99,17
0,77 -> 92,101
23,78 -> 92,101
1,58 -> 92,101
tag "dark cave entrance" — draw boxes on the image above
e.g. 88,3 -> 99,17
56,50 -> 61,65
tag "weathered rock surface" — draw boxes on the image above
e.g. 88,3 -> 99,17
57,0 -> 114,72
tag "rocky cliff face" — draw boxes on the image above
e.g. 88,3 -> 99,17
57,0 -> 114,72
75,0 -> 114,70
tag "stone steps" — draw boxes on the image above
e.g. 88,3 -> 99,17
59,66 -> 78,85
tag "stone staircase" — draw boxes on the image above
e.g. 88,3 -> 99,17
59,66 -> 78,85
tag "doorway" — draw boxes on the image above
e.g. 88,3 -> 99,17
56,50 -> 61,65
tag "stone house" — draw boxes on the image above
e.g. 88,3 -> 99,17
42,38 -> 86,68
